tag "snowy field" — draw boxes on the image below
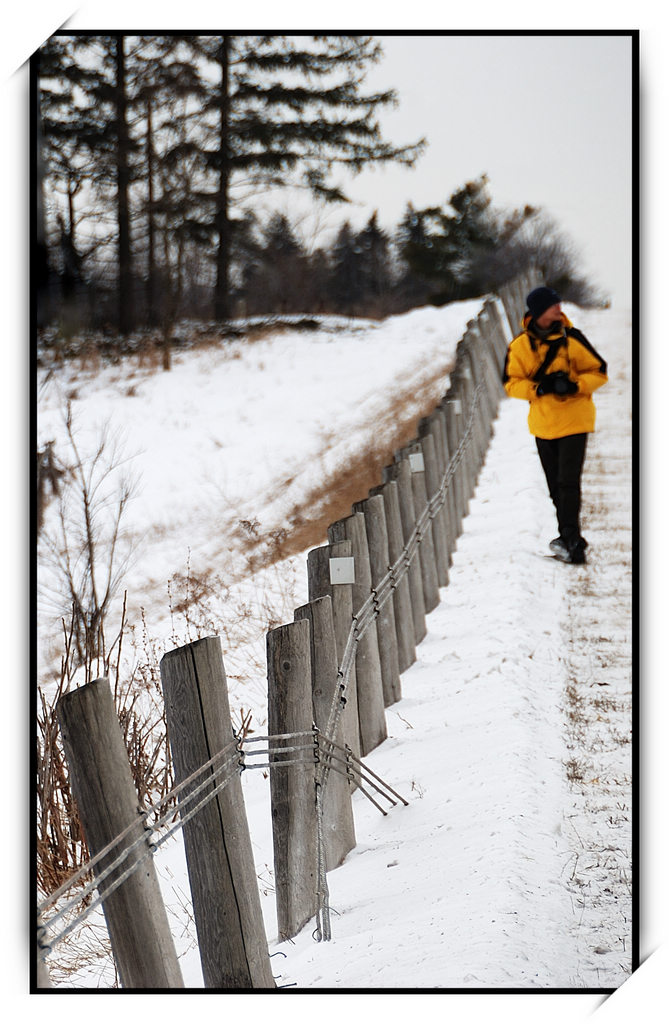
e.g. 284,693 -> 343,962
35,300 -> 634,1015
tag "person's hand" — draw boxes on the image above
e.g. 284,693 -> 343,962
536,371 -> 578,396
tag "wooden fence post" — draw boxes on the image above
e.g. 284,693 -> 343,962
472,311 -> 504,410
419,407 -> 453,567
442,396 -> 467,530
57,678 -> 184,990
486,297 -> 514,371
481,299 -> 506,372
382,456 -> 427,645
35,916 -> 53,989
414,428 -> 450,589
396,443 -> 440,613
160,637 -> 275,989
294,596 -> 356,871
266,619 -> 319,940
307,540 -> 361,762
461,352 -> 478,498
352,494 -> 401,707
433,404 -> 459,565
328,512 -> 387,756
369,477 -> 416,673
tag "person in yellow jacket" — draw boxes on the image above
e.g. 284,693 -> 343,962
503,286 -> 608,564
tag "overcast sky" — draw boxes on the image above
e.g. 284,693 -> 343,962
337,33 -> 634,306
7,15 -> 634,307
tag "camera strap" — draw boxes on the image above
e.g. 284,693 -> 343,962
532,333 -> 567,382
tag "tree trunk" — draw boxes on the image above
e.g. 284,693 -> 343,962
214,36 -> 231,321
115,34 -> 133,335
146,94 -> 157,327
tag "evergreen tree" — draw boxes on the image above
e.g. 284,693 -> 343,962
37,33 -> 424,329
128,36 -> 207,326
354,212 -> 394,314
399,176 -> 536,303
37,35 -> 141,332
37,36 -> 117,327
329,221 -> 365,315
394,203 -> 435,309
242,213 -> 310,314
185,35 -> 425,319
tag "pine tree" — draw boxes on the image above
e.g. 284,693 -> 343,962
394,203 -> 435,310
37,36 -> 115,327
37,33 -> 424,329
37,35 -> 141,332
185,34 -> 425,320
128,36 -> 210,326
354,212 -> 394,315
242,213 -> 310,314
329,221 -> 365,315
399,176 -> 536,303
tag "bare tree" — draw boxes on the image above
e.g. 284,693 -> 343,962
38,405 -> 138,670
505,210 -> 608,306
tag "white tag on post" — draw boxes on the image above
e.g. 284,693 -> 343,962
409,451 -> 425,473
329,556 -> 355,585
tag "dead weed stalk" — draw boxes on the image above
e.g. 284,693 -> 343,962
240,359 -> 455,571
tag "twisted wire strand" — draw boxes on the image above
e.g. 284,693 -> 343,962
318,381 -> 485,784
39,749 -> 243,954
38,374 -> 489,956
38,735 -> 240,915
313,381 -> 485,936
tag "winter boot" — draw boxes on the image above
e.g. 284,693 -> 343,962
549,537 -> 570,561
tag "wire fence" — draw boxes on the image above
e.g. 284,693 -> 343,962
37,282 -> 530,987
37,376 -> 487,963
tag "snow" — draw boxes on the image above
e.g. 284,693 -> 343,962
36,299 -> 633,1013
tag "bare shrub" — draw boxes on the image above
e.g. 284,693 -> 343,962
36,597 -> 175,901
36,440 -> 66,535
38,404 -> 138,669
240,358 -> 457,571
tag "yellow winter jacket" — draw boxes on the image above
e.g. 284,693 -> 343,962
503,313 -> 608,439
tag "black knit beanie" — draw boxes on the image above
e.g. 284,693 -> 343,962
526,286 -> 561,320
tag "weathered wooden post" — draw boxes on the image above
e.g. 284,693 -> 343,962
396,443 -> 440,613
469,325 -> 497,437
369,477 -> 416,673
352,494 -> 401,707
267,619 -> 319,940
442,395 -> 467,531
382,456 -> 427,645
160,637 -> 275,988
35,916 -> 53,989
498,283 -> 517,337
294,596 -> 356,871
414,429 -> 449,589
486,297 -> 514,372
464,336 -> 488,474
328,512 -> 387,756
431,404 -> 458,566
307,540 -> 361,761
485,307 -> 508,400
453,361 -> 476,503
420,406 -> 453,563
57,678 -> 184,989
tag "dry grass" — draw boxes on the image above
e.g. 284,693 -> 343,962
37,603 -> 174,897
239,358 -> 454,572
37,332 -> 455,983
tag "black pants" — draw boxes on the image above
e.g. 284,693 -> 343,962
535,433 -> 588,549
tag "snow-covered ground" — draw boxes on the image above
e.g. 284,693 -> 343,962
265,304 -> 632,993
36,300 -> 633,1013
